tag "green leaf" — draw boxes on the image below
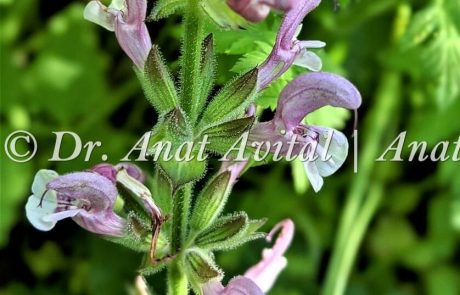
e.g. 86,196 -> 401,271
199,68 -> 258,127
398,4 -> 460,107
149,0 -> 185,20
184,248 -> 223,289
142,45 -> 179,114
195,212 -> 248,250
202,116 -> 254,138
151,169 -> 173,216
246,218 -> 267,235
197,34 -> 216,113
190,172 -> 231,233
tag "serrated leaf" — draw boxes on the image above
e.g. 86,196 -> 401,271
142,45 -> 179,114
149,0 -> 185,20
184,249 -> 223,284
190,172 -> 231,233
199,69 -> 258,127
398,4 -> 460,107
195,213 -> 248,249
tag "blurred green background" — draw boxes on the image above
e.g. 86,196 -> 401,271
1,0 -> 460,294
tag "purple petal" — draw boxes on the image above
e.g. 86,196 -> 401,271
203,276 -> 264,295
125,0 -> 147,24
248,121 -> 294,155
47,172 -> 118,208
218,160 -> 248,187
114,16 -> 152,70
225,277 -> 265,295
46,172 -> 125,236
227,0 -> 270,22
244,219 -> 294,292
276,1 -> 320,50
115,162 -> 146,183
275,72 -> 362,131
202,280 -> 225,295
73,211 -> 126,237
91,163 -> 118,183
258,0 -> 321,88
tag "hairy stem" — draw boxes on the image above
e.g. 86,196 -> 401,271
180,0 -> 205,122
171,185 -> 192,252
167,261 -> 188,295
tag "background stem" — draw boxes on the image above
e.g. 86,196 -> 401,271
321,72 -> 401,295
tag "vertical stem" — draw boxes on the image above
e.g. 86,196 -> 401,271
166,2 -> 203,294
326,184 -> 382,295
180,0 -> 204,122
167,261 -> 188,295
168,185 -> 191,295
321,72 -> 401,295
171,185 -> 192,252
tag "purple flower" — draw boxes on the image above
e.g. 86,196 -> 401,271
91,163 -> 118,183
91,162 -> 146,184
25,170 -> 125,236
257,0 -> 324,89
202,219 -> 295,294
249,72 -> 361,192
84,0 -> 152,70
227,0 -> 295,22
115,162 -> 146,183
203,276 -> 264,295
244,219 -> 294,292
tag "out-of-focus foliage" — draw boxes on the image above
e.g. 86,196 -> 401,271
1,0 -> 459,295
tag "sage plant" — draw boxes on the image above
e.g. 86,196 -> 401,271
26,0 -> 361,294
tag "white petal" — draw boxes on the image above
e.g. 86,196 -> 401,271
31,169 -> 58,196
314,127 -> 349,177
84,1 -> 116,31
303,161 -> 324,192
25,192 -> 58,231
299,40 -> 326,49
294,50 -> 323,72
43,209 -> 82,223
